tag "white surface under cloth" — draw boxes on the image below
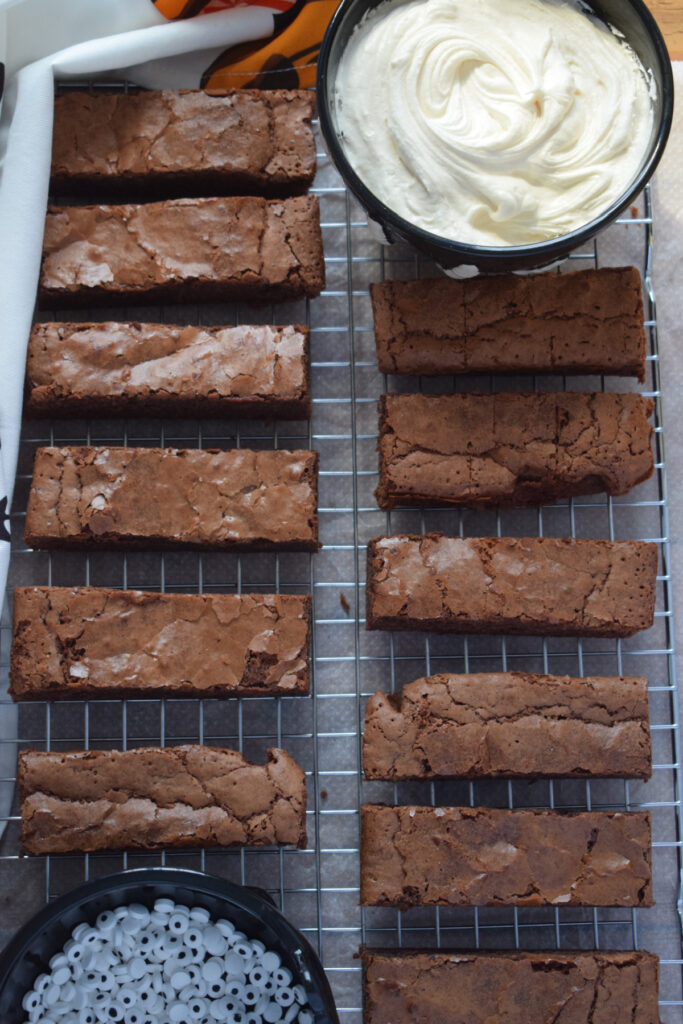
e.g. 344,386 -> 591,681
653,62 -> 683,706
0,43 -> 680,1024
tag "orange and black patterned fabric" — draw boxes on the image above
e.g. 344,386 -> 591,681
153,0 -> 339,88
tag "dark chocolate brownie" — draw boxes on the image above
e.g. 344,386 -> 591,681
366,534 -> 657,638
363,672 -> 652,780
51,90 -> 316,198
26,322 -> 311,419
362,950 -> 662,1024
372,267 -> 646,379
11,588 -> 311,700
39,196 -> 325,307
376,392 -> 654,509
19,746 -> 307,854
360,805 -> 652,907
25,446 -> 319,552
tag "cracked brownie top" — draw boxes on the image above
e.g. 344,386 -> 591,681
360,804 -> 652,908
363,671 -> 651,780
366,534 -> 658,638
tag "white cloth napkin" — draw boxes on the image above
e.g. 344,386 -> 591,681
0,0 -> 284,834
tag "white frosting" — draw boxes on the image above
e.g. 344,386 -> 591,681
333,0 -> 654,247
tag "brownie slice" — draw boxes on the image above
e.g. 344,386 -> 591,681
372,267 -> 647,379
19,746 -> 307,854
25,446 -> 319,552
360,805 -> 652,907
39,196 -> 325,307
11,588 -> 311,701
376,392 -> 654,509
366,534 -> 657,638
362,950 -> 662,1024
26,322 -> 311,419
363,672 -> 652,780
51,90 -> 316,198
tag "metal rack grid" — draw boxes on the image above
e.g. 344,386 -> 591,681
0,103 -> 682,1023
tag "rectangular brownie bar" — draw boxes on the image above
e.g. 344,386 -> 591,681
51,90 -> 316,198
39,195 -> 325,307
363,672 -> 652,780
372,267 -> 647,380
19,746 -> 307,854
366,534 -> 657,638
26,322 -> 311,420
362,950 -> 662,1024
360,805 -> 652,907
376,392 -> 654,509
25,446 -> 319,552
11,587 -> 311,701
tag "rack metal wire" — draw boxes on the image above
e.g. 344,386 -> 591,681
0,98 -> 681,1022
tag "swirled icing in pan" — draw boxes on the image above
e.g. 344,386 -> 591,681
333,0 -> 654,246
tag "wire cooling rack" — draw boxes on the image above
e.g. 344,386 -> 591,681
0,93 -> 682,1023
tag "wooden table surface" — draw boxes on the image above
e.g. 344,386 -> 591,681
647,0 -> 683,58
